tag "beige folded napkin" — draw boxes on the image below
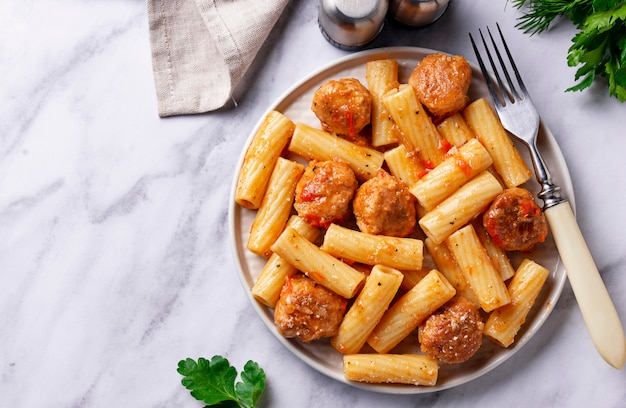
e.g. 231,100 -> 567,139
147,0 -> 289,117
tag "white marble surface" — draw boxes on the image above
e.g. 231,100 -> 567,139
2,1 -> 625,407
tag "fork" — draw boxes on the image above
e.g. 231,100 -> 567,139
470,24 -> 626,370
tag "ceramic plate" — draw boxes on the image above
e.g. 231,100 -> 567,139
229,47 -> 572,393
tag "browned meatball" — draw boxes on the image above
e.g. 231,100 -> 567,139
418,296 -> 484,364
352,169 -> 416,237
483,187 -> 548,252
311,78 -> 372,138
294,160 -> 358,228
274,274 -> 347,343
408,53 -> 472,119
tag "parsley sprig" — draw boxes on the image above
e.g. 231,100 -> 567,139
177,356 -> 266,408
512,0 -> 626,101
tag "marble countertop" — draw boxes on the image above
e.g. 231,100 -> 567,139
2,1 -> 625,406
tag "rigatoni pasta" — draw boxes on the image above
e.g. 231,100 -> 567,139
399,268 -> 430,292
251,215 -> 320,308
343,354 -> 439,386
483,259 -> 550,347
247,157 -> 304,258
419,171 -> 504,244
409,138 -> 493,211
463,98 -> 532,188
367,269 -> 456,354
365,59 -> 402,147
424,237 -> 480,307
445,224 -> 511,312
436,112 -> 475,147
383,84 -> 446,167
270,227 -> 365,299
473,220 -> 515,282
288,122 -> 384,180
235,110 -> 295,209
383,144 -> 425,187
331,265 -> 403,354
321,223 -> 424,271
424,237 -> 467,291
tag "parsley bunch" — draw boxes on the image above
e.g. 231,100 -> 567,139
512,0 -> 626,101
178,356 -> 266,408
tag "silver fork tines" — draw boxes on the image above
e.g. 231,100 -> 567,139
473,25 -> 525,106
469,24 -> 564,209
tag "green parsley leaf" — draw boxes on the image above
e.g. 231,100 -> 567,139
513,0 -> 626,101
235,361 -> 266,408
177,356 -> 266,408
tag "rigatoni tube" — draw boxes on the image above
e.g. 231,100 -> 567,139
445,224 -> 511,312
419,171 -> 503,244
235,110 -> 295,209
343,354 -> 439,386
463,98 -> 531,188
367,269 -> 456,354
270,227 -> 365,299
321,223 -> 423,271
483,259 -> 549,347
247,157 -> 304,258
331,265 -> 403,354
288,123 -> 384,180
251,215 -> 320,308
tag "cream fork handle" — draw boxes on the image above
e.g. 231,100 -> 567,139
545,201 -> 626,369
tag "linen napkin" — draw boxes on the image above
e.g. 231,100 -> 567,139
147,0 -> 289,117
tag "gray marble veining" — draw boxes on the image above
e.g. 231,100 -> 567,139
1,0 -> 625,407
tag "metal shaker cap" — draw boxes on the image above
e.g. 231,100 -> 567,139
389,0 -> 449,27
318,0 -> 388,50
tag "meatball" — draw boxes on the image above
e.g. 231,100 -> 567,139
483,187 -> 548,252
353,169 -> 416,237
408,53 -> 472,119
274,274 -> 347,343
311,78 -> 372,138
418,296 -> 484,364
294,160 -> 358,228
